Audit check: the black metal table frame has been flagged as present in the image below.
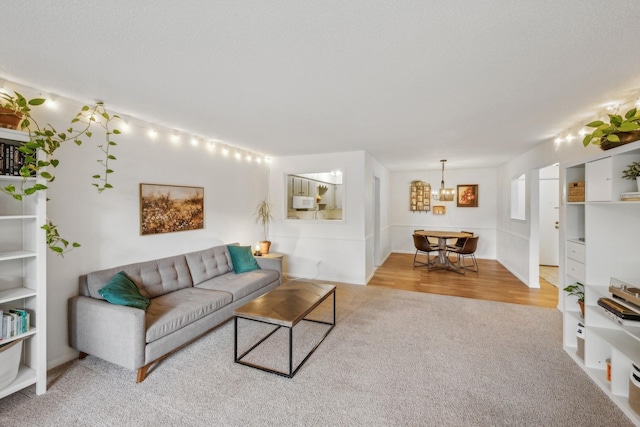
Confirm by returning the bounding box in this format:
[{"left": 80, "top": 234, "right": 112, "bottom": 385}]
[{"left": 234, "top": 290, "right": 335, "bottom": 378}]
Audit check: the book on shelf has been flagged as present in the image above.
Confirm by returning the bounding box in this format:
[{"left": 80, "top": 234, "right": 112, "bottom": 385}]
[
  {"left": 621, "top": 192, "right": 640, "bottom": 200},
  {"left": 0, "top": 308, "right": 31, "bottom": 340},
  {"left": 0, "top": 141, "right": 28, "bottom": 177}
]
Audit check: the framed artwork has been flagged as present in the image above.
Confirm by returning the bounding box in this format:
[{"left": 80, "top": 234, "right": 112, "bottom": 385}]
[
  {"left": 433, "top": 205, "right": 446, "bottom": 215},
  {"left": 140, "top": 183, "right": 204, "bottom": 235},
  {"left": 457, "top": 184, "right": 478, "bottom": 207}
]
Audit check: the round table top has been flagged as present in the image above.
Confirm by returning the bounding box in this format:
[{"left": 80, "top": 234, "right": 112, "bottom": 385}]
[{"left": 415, "top": 230, "right": 472, "bottom": 239}]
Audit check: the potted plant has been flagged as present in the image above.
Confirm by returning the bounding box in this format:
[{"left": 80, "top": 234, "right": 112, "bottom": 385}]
[
  {"left": 563, "top": 282, "right": 585, "bottom": 317},
  {"left": 622, "top": 161, "right": 640, "bottom": 192},
  {"left": 0, "top": 90, "right": 121, "bottom": 255},
  {"left": 254, "top": 199, "right": 273, "bottom": 254},
  {"left": 0, "top": 92, "right": 45, "bottom": 130},
  {"left": 583, "top": 107, "right": 640, "bottom": 150}
]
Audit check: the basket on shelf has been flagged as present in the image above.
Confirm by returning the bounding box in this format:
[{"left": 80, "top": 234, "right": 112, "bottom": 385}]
[
  {"left": 0, "top": 338, "right": 24, "bottom": 390},
  {"left": 567, "top": 181, "right": 585, "bottom": 202}
]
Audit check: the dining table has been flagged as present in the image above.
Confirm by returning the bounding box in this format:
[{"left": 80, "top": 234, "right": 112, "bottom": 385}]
[{"left": 415, "top": 230, "right": 473, "bottom": 272}]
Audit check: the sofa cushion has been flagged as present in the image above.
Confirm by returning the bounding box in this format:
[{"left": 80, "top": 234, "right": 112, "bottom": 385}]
[
  {"left": 184, "top": 245, "right": 234, "bottom": 285},
  {"left": 227, "top": 245, "right": 261, "bottom": 273},
  {"left": 98, "top": 271, "right": 151, "bottom": 310},
  {"left": 145, "top": 288, "right": 232, "bottom": 343},
  {"left": 195, "top": 270, "right": 279, "bottom": 301},
  {"left": 86, "top": 254, "right": 193, "bottom": 300}
]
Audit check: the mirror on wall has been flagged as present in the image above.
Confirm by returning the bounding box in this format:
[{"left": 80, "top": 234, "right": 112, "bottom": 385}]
[{"left": 286, "top": 171, "right": 343, "bottom": 220}]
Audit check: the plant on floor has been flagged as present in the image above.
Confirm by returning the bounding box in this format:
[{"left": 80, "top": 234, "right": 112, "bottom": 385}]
[
  {"left": 563, "top": 282, "right": 585, "bottom": 316},
  {"left": 582, "top": 107, "right": 640, "bottom": 149},
  {"left": 0, "top": 91, "right": 121, "bottom": 255}
]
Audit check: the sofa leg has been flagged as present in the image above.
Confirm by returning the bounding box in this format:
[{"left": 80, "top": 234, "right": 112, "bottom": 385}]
[
  {"left": 137, "top": 364, "right": 150, "bottom": 383},
  {"left": 78, "top": 352, "right": 88, "bottom": 359}
]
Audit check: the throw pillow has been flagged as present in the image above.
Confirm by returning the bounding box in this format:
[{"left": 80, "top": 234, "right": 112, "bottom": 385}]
[
  {"left": 98, "top": 271, "right": 151, "bottom": 310},
  {"left": 227, "top": 245, "right": 261, "bottom": 274}
]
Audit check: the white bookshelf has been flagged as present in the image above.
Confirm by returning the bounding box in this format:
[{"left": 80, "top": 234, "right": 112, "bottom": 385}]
[
  {"left": 0, "top": 127, "right": 47, "bottom": 398},
  {"left": 560, "top": 139, "right": 640, "bottom": 424}
]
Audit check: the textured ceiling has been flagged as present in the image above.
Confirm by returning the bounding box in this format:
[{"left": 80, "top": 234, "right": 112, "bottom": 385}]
[{"left": 2, "top": 1, "right": 640, "bottom": 171}]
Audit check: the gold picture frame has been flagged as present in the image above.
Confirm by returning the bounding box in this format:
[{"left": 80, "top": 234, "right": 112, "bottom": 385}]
[
  {"left": 140, "top": 183, "right": 204, "bottom": 235},
  {"left": 457, "top": 184, "right": 478, "bottom": 207}
]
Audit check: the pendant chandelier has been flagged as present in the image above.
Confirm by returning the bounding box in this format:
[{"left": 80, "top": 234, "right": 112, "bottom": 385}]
[{"left": 434, "top": 159, "right": 455, "bottom": 201}]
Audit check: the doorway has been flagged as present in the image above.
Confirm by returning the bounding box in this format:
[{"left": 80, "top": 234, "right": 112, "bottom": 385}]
[
  {"left": 538, "top": 163, "right": 559, "bottom": 287},
  {"left": 373, "top": 176, "right": 381, "bottom": 266}
]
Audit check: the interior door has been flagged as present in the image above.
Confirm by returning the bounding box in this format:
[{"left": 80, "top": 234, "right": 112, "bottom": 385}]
[{"left": 539, "top": 178, "right": 559, "bottom": 266}]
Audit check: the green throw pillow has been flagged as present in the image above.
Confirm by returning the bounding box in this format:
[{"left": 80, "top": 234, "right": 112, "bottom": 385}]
[
  {"left": 98, "top": 271, "right": 151, "bottom": 310},
  {"left": 228, "top": 245, "right": 261, "bottom": 274}
]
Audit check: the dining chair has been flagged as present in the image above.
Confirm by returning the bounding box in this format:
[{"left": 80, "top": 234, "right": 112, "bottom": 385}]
[
  {"left": 412, "top": 234, "right": 438, "bottom": 269},
  {"left": 448, "top": 235, "right": 479, "bottom": 273},
  {"left": 447, "top": 231, "right": 473, "bottom": 250}
]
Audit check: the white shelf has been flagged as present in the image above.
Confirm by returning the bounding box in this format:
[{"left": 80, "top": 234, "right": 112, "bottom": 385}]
[
  {"left": 0, "top": 128, "right": 46, "bottom": 397},
  {"left": 0, "top": 250, "right": 37, "bottom": 261},
  {"left": 0, "top": 215, "right": 37, "bottom": 220},
  {"left": 0, "top": 328, "right": 37, "bottom": 345},
  {"left": 561, "top": 140, "right": 640, "bottom": 426},
  {"left": 0, "top": 287, "right": 37, "bottom": 304},
  {"left": 0, "top": 365, "right": 36, "bottom": 400},
  {"left": 590, "top": 326, "right": 640, "bottom": 362}
]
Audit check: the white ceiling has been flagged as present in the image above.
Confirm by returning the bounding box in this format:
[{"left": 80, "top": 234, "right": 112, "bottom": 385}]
[{"left": 2, "top": 1, "right": 640, "bottom": 171}]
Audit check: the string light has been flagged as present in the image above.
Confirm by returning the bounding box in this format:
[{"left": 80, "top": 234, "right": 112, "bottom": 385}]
[{"left": 0, "top": 79, "right": 271, "bottom": 167}]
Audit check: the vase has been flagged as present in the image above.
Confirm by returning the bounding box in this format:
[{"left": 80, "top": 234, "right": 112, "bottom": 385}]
[
  {"left": 259, "top": 241, "right": 271, "bottom": 255},
  {"left": 637, "top": 177, "right": 640, "bottom": 192},
  {"left": 600, "top": 130, "right": 640, "bottom": 150},
  {"left": 578, "top": 301, "right": 585, "bottom": 318},
  {"left": 0, "top": 107, "right": 22, "bottom": 130}
]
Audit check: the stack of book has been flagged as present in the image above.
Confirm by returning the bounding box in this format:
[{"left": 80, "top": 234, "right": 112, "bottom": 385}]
[
  {"left": 621, "top": 192, "right": 640, "bottom": 201},
  {"left": 0, "top": 142, "right": 26, "bottom": 176},
  {"left": 0, "top": 308, "right": 31, "bottom": 340}
]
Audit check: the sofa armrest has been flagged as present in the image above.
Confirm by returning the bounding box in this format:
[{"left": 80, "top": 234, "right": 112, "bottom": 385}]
[
  {"left": 68, "top": 295, "right": 147, "bottom": 370},
  {"left": 255, "top": 257, "right": 282, "bottom": 284}
]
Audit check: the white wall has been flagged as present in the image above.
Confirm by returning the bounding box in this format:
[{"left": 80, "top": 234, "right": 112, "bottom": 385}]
[
  {"left": 270, "top": 151, "right": 370, "bottom": 284},
  {"left": 6, "top": 84, "right": 270, "bottom": 369},
  {"left": 365, "top": 153, "right": 392, "bottom": 282},
  {"left": 496, "top": 135, "right": 603, "bottom": 287},
  {"left": 390, "top": 167, "right": 498, "bottom": 259}
]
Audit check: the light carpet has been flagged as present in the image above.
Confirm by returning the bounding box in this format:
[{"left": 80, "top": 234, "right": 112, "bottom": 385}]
[{"left": 0, "top": 283, "right": 633, "bottom": 426}]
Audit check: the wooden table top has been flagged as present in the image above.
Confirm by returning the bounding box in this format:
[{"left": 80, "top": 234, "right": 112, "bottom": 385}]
[
  {"left": 233, "top": 280, "right": 335, "bottom": 327},
  {"left": 415, "top": 230, "right": 472, "bottom": 239}
]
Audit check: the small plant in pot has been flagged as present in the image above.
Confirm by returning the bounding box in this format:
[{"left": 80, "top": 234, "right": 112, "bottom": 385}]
[
  {"left": 0, "top": 92, "right": 45, "bottom": 130},
  {"left": 622, "top": 161, "right": 640, "bottom": 192},
  {"left": 563, "top": 282, "right": 585, "bottom": 317},
  {"left": 254, "top": 199, "right": 273, "bottom": 254},
  {"left": 583, "top": 107, "right": 640, "bottom": 150}
]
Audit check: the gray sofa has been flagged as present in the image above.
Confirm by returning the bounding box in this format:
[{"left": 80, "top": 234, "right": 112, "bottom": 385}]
[{"left": 68, "top": 243, "right": 281, "bottom": 382}]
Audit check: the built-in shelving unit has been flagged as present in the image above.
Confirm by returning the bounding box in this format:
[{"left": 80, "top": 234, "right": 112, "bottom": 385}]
[
  {"left": 0, "top": 127, "right": 47, "bottom": 399},
  {"left": 560, "top": 139, "right": 640, "bottom": 423}
]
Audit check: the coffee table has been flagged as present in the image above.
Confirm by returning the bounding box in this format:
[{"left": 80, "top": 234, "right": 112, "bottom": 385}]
[{"left": 233, "top": 280, "right": 336, "bottom": 378}]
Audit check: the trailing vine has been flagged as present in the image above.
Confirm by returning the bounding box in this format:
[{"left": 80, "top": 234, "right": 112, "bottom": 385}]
[{"left": 0, "top": 91, "right": 121, "bottom": 255}]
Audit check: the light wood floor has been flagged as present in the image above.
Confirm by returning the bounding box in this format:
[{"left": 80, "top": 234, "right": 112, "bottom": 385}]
[{"left": 368, "top": 253, "right": 559, "bottom": 309}]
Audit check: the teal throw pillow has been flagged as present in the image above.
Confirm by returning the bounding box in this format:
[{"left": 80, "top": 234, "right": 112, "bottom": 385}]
[
  {"left": 98, "top": 271, "right": 151, "bottom": 311},
  {"left": 228, "top": 245, "right": 261, "bottom": 274}
]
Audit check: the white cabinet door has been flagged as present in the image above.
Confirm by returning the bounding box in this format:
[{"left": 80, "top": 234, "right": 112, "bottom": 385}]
[{"left": 586, "top": 157, "right": 612, "bottom": 201}]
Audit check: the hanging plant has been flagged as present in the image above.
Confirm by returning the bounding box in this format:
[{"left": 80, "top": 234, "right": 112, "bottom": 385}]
[{"left": 0, "top": 91, "right": 121, "bottom": 255}]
